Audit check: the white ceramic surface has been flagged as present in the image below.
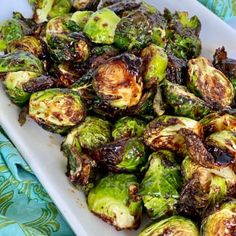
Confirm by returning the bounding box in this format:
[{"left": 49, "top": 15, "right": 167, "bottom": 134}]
[{"left": 1, "top": 1, "right": 236, "bottom": 235}]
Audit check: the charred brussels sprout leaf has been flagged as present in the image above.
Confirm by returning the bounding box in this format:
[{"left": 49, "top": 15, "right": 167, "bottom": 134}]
[
  {"left": 141, "top": 44, "right": 168, "bottom": 86},
  {"left": 205, "top": 130, "right": 236, "bottom": 166},
  {"left": 92, "top": 53, "right": 143, "bottom": 109},
  {"left": 144, "top": 115, "right": 203, "bottom": 152},
  {"left": 48, "top": 0, "right": 72, "bottom": 18},
  {"left": 7, "top": 36, "right": 46, "bottom": 59},
  {"left": 188, "top": 56, "right": 234, "bottom": 109},
  {"left": 0, "top": 51, "right": 44, "bottom": 74},
  {"left": 162, "top": 80, "right": 212, "bottom": 120},
  {"left": 87, "top": 173, "right": 142, "bottom": 230},
  {"left": 83, "top": 8, "right": 120, "bottom": 44},
  {"left": 61, "top": 128, "right": 97, "bottom": 192},
  {"left": 200, "top": 113, "right": 236, "bottom": 135},
  {"left": 33, "top": 0, "right": 55, "bottom": 23},
  {"left": 72, "top": 0, "right": 100, "bottom": 11},
  {"left": 47, "top": 32, "right": 90, "bottom": 62},
  {"left": 139, "top": 216, "right": 199, "bottom": 236},
  {"left": 112, "top": 116, "right": 146, "bottom": 140},
  {"left": 202, "top": 200, "right": 236, "bottom": 236},
  {"left": 29, "top": 88, "right": 86, "bottom": 134},
  {"left": 92, "top": 137, "right": 147, "bottom": 173},
  {"left": 3, "top": 71, "right": 40, "bottom": 106},
  {"left": 64, "top": 116, "right": 111, "bottom": 151},
  {"left": 139, "top": 151, "right": 182, "bottom": 220},
  {"left": 71, "top": 11, "right": 93, "bottom": 30}
]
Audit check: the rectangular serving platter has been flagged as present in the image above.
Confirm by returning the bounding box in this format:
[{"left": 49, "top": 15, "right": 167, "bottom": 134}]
[{"left": 1, "top": 0, "right": 236, "bottom": 235}]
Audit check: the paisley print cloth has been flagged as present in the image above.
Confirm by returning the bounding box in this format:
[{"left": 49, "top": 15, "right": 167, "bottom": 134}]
[{"left": 0, "top": 130, "right": 74, "bottom": 236}]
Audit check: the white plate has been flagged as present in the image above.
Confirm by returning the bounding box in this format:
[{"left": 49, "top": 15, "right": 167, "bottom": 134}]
[{"left": 1, "top": 1, "right": 236, "bottom": 235}]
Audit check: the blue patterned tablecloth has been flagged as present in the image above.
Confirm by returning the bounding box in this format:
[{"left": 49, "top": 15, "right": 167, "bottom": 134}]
[{"left": 0, "top": 1, "right": 235, "bottom": 235}]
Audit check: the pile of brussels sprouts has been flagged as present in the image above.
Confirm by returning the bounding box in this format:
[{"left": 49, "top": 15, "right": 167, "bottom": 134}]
[{"left": 1, "top": 0, "right": 236, "bottom": 235}]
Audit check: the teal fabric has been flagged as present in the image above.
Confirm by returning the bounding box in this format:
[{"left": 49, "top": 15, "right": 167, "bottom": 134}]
[
  {"left": 198, "top": 0, "right": 236, "bottom": 20},
  {"left": 0, "top": 130, "right": 74, "bottom": 236}
]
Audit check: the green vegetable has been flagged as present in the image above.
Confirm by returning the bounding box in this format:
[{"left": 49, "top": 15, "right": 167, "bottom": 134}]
[
  {"left": 71, "top": 11, "right": 93, "bottom": 29},
  {"left": 92, "top": 137, "right": 147, "bottom": 172},
  {"left": 33, "top": 0, "right": 55, "bottom": 23},
  {"left": 72, "top": 0, "right": 100, "bottom": 11},
  {"left": 83, "top": 8, "right": 120, "bottom": 44},
  {"left": 48, "top": 0, "right": 72, "bottom": 18},
  {"left": 188, "top": 56, "right": 234, "bottom": 109},
  {"left": 87, "top": 173, "right": 142, "bottom": 230},
  {"left": 144, "top": 115, "right": 203, "bottom": 152},
  {"left": 0, "top": 51, "right": 44, "bottom": 74},
  {"left": 3, "top": 71, "right": 40, "bottom": 106},
  {"left": 163, "top": 80, "right": 212, "bottom": 120},
  {"left": 139, "top": 216, "right": 199, "bottom": 236},
  {"left": 112, "top": 116, "right": 146, "bottom": 140},
  {"left": 29, "top": 88, "right": 86, "bottom": 134},
  {"left": 141, "top": 44, "right": 168, "bottom": 86},
  {"left": 139, "top": 151, "right": 182, "bottom": 220}
]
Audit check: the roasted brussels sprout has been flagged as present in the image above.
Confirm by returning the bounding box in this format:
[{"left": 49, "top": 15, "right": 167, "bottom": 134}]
[
  {"left": 7, "top": 36, "right": 46, "bottom": 59},
  {"left": 200, "top": 113, "right": 236, "bottom": 135},
  {"left": 201, "top": 200, "right": 236, "bottom": 236},
  {"left": 92, "top": 137, "right": 147, "bottom": 173},
  {"left": 139, "top": 216, "right": 199, "bottom": 236},
  {"left": 112, "top": 116, "right": 146, "bottom": 140},
  {"left": 71, "top": 11, "right": 93, "bottom": 30},
  {"left": 47, "top": 32, "right": 90, "bottom": 62},
  {"left": 87, "top": 173, "right": 142, "bottom": 230},
  {"left": 61, "top": 128, "right": 97, "bottom": 192},
  {"left": 144, "top": 115, "right": 203, "bottom": 152},
  {"left": 205, "top": 130, "right": 236, "bottom": 166},
  {"left": 162, "top": 80, "right": 212, "bottom": 120},
  {"left": 63, "top": 116, "right": 111, "bottom": 151},
  {"left": 213, "top": 47, "right": 236, "bottom": 80},
  {"left": 92, "top": 53, "right": 143, "bottom": 109},
  {"left": 48, "top": 0, "right": 72, "bottom": 18},
  {"left": 114, "top": 6, "right": 164, "bottom": 50},
  {"left": 72, "top": 0, "right": 100, "bottom": 11},
  {"left": 83, "top": 8, "right": 120, "bottom": 44},
  {"left": 188, "top": 56, "right": 234, "bottom": 109},
  {"left": 139, "top": 151, "right": 182, "bottom": 220},
  {"left": 29, "top": 88, "right": 86, "bottom": 134},
  {"left": 166, "top": 54, "right": 187, "bottom": 85},
  {"left": 3, "top": 71, "right": 40, "bottom": 106},
  {"left": 141, "top": 44, "right": 168, "bottom": 86},
  {"left": 0, "top": 51, "right": 44, "bottom": 74}
]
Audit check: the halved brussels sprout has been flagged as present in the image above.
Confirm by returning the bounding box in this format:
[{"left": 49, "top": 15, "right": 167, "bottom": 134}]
[
  {"left": 0, "top": 51, "right": 44, "bottom": 74},
  {"left": 178, "top": 156, "right": 231, "bottom": 218},
  {"left": 33, "top": 0, "right": 55, "bottom": 23},
  {"left": 188, "top": 56, "right": 234, "bottom": 109},
  {"left": 200, "top": 113, "right": 236, "bottom": 135},
  {"left": 47, "top": 32, "right": 90, "bottom": 62},
  {"left": 48, "top": 0, "right": 72, "bottom": 18},
  {"left": 29, "top": 88, "right": 86, "bottom": 134},
  {"left": 71, "top": 11, "right": 93, "bottom": 30},
  {"left": 162, "top": 80, "right": 212, "bottom": 120},
  {"left": 166, "top": 54, "right": 187, "bottom": 85},
  {"left": 139, "top": 150, "right": 182, "bottom": 220},
  {"left": 83, "top": 8, "right": 120, "bottom": 44},
  {"left": 205, "top": 130, "right": 236, "bottom": 166},
  {"left": 139, "top": 216, "right": 199, "bottom": 236},
  {"left": 61, "top": 128, "right": 97, "bottom": 192},
  {"left": 3, "top": 71, "right": 40, "bottom": 106},
  {"left": 63, "top": 116, "right": 111, "bottom": 151},
  {"left": 201, "top": 200, "right": 236, "bottom": 236},
  {"left": 87, "top": 173, "right": 142, "bottom": 230},
  {"left": 72, "top": 0, "right": 100, "bottom": 11},
  {"left": 112, "top": 116, "right": 146, "bottom": 140},
  {"left": 144, "top": 115, "right": 203, "bottom": 152},
  {"left": 141, "top": 44, "right": 168, "bottom": 86},
  {"left": 92, "top": 53, "right": 143, "bottom": 109},
  {"left": 114, "top": 5, "right": 163, "bottom": 50},
  {"left": 7, "top": 36, "right": 46, "bottom": 59},
  {"left": 92, "top": 137, "right": 147, "bottom": 173}
]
